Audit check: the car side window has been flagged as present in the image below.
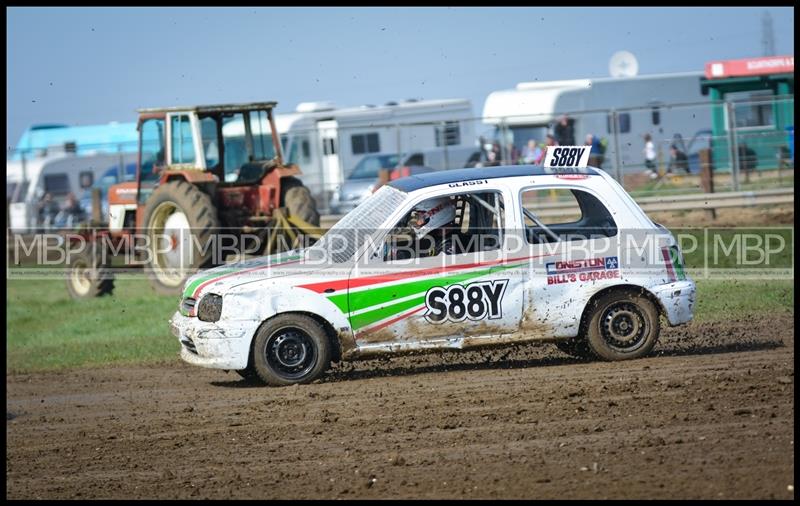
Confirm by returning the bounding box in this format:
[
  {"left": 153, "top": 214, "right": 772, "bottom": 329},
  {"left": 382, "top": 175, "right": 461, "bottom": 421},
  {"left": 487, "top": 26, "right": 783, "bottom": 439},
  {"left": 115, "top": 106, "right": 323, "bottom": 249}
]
[
  {"left": 521, "top": 188, "right": 617, "bottom": 244},
  {"left": 383, "top": 191, "right": 505, "bottom": 262}
]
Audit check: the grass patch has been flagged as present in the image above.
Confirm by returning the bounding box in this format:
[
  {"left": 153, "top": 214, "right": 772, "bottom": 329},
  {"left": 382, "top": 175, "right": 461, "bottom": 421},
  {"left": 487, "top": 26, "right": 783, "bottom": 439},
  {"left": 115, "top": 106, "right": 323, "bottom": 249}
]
[
  {"left": 693, "top": 279, "right": 794, "bottom": 322},
  {"left": 672, "top": 227, "right": 794, "bottom": 271},
  {"left": 629, "top": 172, "right": 794, "bottom": 198},
  {"left": 6, "top": 278, "right": 178, "bottom": 373},
  {"left": 6, "top": 276, "right": 794, "bottom": 373}
]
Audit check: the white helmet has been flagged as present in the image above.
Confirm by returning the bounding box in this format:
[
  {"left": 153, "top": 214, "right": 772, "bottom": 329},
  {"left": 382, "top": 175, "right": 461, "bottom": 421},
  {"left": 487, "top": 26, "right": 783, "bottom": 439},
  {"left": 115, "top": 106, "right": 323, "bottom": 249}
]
[{"left": 409, "top": 197, "right": 456, "bottom": 239}]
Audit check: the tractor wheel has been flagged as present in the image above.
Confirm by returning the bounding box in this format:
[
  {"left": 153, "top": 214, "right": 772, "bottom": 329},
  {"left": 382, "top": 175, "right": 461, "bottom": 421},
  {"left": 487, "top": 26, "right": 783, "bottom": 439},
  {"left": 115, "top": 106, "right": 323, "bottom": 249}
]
[
  {"left": 66, "top": 243, "right": 114, "bottom": 299},
  {"left": 142, "top": 180, "right": 220, "bottom": 296},
  {"left": 280, "top": 176, "right": 320, "bottom": 227}
]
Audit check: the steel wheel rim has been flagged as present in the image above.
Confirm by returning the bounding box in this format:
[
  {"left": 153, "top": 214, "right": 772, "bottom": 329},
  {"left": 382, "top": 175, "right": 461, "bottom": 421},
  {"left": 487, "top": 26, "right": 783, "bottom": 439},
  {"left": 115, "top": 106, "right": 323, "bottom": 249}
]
[
  {"left": 599, "top": 302, "right": 648, "bottom": 352},
  {"left": 148, "top": 202, "right": 191, "bottom": 287},
  {"left": 265, "top": 326, "right": 317, "bottom": 380}
]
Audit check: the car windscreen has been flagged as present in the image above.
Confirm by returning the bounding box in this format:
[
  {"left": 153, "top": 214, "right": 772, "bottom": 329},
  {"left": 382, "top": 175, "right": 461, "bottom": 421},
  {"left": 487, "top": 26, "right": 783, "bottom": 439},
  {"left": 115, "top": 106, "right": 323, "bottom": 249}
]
[{"left": 307, "top": 184, "right": 407, "bottom": 264}]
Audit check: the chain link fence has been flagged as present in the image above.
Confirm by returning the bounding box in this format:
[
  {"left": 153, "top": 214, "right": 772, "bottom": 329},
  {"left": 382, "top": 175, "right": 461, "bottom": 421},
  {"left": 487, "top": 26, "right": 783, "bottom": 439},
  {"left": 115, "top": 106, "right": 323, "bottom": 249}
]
[{"left": 7, "top": 96, "right": 794, "bottom": 221}]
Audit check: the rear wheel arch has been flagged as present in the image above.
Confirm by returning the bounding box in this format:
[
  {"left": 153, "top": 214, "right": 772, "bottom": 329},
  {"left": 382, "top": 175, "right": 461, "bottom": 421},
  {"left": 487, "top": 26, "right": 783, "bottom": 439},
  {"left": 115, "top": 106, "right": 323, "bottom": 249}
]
[
  {"left": 578, "top": 284, "right": 663, "bottom": 361},
  {"left": 579, "top": 284, "right": 666, "bottom": 332}
]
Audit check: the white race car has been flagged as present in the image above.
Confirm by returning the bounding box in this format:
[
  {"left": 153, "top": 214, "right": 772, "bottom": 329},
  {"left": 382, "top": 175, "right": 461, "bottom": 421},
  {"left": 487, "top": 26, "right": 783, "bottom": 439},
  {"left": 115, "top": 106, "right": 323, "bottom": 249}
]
[{"left": 170, "top": 159, "right": 695, "bottom": 386}]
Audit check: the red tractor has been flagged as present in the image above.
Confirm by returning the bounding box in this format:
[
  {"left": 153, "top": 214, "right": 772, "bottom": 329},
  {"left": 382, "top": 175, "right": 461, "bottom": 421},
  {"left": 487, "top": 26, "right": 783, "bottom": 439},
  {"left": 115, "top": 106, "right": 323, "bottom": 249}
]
[{"left": 65, "top": 102, "right": 321, "bottom": 299}]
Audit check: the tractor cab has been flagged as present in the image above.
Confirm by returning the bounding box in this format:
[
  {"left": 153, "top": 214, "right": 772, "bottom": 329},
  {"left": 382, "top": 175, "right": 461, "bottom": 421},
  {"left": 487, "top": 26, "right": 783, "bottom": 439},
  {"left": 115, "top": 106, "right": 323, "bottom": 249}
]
[{"left": 135, "top": 102, "right": 300, "bottom": 202}]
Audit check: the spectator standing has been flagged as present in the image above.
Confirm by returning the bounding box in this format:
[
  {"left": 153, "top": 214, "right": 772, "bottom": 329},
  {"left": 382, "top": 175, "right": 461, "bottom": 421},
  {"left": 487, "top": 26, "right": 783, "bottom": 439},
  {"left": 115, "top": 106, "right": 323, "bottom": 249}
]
[
  {"left": 521, "top": 139, "right": 544, "bottom": 164},
  {"left": 554, "top": 115, "right": 575, "bottom": 146},
  {"left": 37, "top": 192, "right": 59, "bottom": 231},
  {"left": 586, "top": 134, "right": 605, "bottom": 169},
  {"left": 486, "top": 141, "right": 502, "bottom": 166},
  {"left": 667, "top": 144, "right": 690, "bottom": 174},
  {"left": 505, "top": 142, "right": 520, "bottom": 165},
  {"left": 643, "top": 133, "right": 657, "bottom": 176},
  {"left": 55, "top": 192, "right": 86, "bottom": 229},
  {"left": 542, "top": 134, "right": 558, "bottom": 163}
]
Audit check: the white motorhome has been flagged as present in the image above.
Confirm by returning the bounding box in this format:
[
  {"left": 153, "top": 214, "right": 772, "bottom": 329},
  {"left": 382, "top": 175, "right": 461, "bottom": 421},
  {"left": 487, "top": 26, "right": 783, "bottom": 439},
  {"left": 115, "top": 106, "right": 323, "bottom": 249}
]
[
  {"left": 482, "top": 72, "right": 712, "bottom": 173},
  {"left": 258, "top": 99, "right": 478, "bottom": 209},
  {"left": 7, "top": 151, "right": 137, "bottom": 232}
]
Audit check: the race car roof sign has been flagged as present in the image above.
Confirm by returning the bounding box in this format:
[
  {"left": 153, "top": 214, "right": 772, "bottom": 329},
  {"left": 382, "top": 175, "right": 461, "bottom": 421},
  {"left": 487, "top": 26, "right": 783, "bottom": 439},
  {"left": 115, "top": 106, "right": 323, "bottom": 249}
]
[
  {"left": 543, "top": 145, "right": 591, "bottom": 170},
  {"left": 704, "top": 55, "right": 794, "bottom": 79}
]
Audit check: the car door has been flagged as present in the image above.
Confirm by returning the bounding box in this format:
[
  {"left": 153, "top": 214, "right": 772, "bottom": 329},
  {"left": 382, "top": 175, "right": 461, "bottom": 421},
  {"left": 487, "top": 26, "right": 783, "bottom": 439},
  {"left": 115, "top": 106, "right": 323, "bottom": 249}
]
[
  {"left": 347, "top": 186, "right": 524, "bottom": 350},
  {"left": 517, "top": 185, "right": 620, "bottom": 339}
]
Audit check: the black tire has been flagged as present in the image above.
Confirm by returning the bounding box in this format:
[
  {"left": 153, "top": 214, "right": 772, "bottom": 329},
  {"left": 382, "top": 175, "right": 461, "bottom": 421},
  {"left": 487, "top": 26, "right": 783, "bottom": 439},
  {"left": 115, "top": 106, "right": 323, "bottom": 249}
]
[
  {"left": 280, "top": 177, "right": 320, "bottom": 227},
  {"left": 252, "top": 314, "right": 331, "bottom": 386},
  {"left": 65, "top": 243, "right": 114, "bottom": 299},
  {"left": 141, "top": 180, "right": 221, "bottom": 296},
  {"left": 555, "top": 339, "right": 593, "bottom": 360},
  {"left": 584, "top": 289, "right": 661, "bottom": 361}
]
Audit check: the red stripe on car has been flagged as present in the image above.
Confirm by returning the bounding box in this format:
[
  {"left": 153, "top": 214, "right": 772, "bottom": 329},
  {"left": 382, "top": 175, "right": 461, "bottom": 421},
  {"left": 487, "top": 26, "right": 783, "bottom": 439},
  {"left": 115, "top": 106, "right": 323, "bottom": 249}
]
[
  {"left": 661, "top": 247, "right": 676, "bottom": 282},
  {"left": 192, "top": 259, "right": 302, "bottom": 299}
]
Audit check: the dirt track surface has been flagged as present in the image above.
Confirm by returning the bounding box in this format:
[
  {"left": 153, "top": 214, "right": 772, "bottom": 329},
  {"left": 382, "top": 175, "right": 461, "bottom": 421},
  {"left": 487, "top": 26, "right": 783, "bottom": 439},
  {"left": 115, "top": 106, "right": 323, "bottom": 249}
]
[{"left": 6, "top": 314, "right": 795, "bottom": 499}]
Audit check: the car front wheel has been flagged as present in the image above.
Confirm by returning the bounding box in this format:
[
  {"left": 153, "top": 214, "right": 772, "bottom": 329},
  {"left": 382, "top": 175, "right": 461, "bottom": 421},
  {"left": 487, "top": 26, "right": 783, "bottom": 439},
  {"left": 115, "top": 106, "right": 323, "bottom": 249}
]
[{"left": 252, "top": 314, "right": 331, "bottom": 386}]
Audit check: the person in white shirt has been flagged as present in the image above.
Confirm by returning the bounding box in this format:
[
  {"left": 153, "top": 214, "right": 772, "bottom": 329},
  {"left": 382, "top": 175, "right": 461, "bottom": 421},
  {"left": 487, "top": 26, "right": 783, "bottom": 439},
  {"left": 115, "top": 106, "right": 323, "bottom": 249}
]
[{"left": 643, "top": 133, "right": 657, "bottom": 178}]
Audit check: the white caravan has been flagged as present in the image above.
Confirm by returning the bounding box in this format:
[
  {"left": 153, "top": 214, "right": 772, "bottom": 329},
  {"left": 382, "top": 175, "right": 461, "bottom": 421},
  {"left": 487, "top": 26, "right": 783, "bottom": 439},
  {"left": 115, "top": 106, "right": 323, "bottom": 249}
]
[
  {"left": 252, "top": 99, "right": 478, "bottom": 209},
  {"left": 7, "top": 152, "right": 137, "bottom": 232},
  {"left": 482, "top": 72, "right": 712, "bottom": 173}
]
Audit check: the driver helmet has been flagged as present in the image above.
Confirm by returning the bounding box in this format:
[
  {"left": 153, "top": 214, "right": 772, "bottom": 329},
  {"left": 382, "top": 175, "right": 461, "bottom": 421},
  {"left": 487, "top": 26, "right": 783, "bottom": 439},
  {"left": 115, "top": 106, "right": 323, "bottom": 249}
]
[{"left": 409, "top": 197, "right": 456, "bottom": 239}]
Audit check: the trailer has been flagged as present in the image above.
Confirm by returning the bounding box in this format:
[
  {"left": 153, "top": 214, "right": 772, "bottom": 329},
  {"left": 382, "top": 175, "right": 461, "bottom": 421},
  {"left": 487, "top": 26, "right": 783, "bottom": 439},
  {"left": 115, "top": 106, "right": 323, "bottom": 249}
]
[{"left": 482, "top": 72, "right": 713, "bottom": 173}]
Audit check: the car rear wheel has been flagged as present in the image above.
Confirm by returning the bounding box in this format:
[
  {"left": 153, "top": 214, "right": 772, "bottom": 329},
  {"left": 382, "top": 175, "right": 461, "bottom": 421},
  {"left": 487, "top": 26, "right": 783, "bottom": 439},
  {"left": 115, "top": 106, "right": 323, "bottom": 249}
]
[
  {"left": 584, "top": 289, "right": 660, "bottom": 361},
  {"left": 252, "top": 314, "right": 331, "bottom": 386}
]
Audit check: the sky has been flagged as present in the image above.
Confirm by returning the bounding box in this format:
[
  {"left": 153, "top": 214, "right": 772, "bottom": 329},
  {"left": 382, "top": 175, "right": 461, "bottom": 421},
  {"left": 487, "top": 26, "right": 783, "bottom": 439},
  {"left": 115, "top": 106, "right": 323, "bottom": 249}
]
[{"left": 6, "top": 6, "right": 795, "bottom": 151}]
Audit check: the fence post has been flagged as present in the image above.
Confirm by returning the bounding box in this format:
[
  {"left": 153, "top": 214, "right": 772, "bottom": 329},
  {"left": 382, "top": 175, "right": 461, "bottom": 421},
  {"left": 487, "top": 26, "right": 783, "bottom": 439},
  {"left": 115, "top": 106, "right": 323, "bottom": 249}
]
[
  {"left": 499, "top": 120, "right": 508, "bottom": 164},
  {"left": 442, "top": 120, "right": 450, "bottom": 170},
  {"left": 91, "top": 187, "right": 102, "bottom": 225},
  {"left": 18, "top": 150, "right": 28, "bottom": 201},
  {"left": 699, "top": 148, "right": 716, "bottom": 220},
  {"left": 396, "top": 123, "right": 402, "bottom": 167},
  {"left": 117, "top": 143, "right": 124, "bottom": 182},
  {"left": 611, "top": 110, "right": 623, "bottom": 185},
  {"left": 726, "top": 101, "right": 740, "bottom": 191},
  {"left": 319, "top": 128, "right": 328, "bottom": 214}
]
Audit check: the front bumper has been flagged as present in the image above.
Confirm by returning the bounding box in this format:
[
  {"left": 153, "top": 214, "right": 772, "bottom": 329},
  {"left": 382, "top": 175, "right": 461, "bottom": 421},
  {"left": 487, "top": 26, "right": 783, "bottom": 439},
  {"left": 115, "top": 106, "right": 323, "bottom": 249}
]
[
  {"left": 169, "top": 311, "right": 259, "bottom": 370},
  {"left": 651, "top": 279, "right": 696, "bottom": 326}
]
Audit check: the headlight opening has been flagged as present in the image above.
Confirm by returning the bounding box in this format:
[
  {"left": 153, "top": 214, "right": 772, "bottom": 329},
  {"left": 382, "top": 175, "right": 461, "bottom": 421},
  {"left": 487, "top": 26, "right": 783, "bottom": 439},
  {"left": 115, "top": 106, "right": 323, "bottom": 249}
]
[{"left": 197, "top": 293, "right": 223, "bottom": 322}]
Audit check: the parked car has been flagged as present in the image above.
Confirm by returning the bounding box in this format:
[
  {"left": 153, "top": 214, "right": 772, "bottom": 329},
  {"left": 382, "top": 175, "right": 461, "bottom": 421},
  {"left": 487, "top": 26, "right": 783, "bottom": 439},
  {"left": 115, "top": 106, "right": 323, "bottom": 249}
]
[
  {"left": 329, "top": 149, "right": 482, "bottom": 214},
  {"left": 171, "top": 164, "right": 695, "bottom": 386},
  {"left": 329, "top": 153, "right": 403, "bottom": 215}
]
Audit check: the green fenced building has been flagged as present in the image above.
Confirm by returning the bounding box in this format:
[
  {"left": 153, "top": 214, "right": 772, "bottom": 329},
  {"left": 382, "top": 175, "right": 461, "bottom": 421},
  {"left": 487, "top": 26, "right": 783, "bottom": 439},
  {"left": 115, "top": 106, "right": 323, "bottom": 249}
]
[{"left": 700, "top": 55, "right": 794, "bottom": 172}]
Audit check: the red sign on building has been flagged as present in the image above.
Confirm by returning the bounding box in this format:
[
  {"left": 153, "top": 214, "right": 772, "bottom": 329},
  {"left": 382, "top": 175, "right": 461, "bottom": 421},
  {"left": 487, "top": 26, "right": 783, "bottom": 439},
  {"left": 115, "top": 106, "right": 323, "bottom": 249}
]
[{"left": 705, "top": 55, "right": 794, "bottom": 79}]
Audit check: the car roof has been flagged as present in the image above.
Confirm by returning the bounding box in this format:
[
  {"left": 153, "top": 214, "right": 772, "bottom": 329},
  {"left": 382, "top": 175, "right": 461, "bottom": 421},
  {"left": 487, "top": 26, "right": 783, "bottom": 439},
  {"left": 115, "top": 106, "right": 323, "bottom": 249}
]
[{"left": 387, "top": 164, "right": 602, "bottom": 192}]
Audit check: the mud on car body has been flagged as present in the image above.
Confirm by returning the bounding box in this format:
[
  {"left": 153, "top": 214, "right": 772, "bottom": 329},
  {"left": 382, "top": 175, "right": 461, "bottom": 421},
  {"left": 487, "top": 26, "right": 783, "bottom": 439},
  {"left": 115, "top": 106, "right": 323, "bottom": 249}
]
[{"left": 170, "top": 161, "right": 695, "bottom": 386}]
